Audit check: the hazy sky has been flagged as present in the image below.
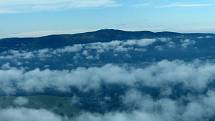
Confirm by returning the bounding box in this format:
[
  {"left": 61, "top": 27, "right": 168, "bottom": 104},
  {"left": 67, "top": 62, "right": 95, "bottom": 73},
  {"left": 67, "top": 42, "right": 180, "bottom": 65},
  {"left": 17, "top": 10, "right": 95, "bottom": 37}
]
[{"left": 0, "top": 0, "right": 215, "bottom": 38}]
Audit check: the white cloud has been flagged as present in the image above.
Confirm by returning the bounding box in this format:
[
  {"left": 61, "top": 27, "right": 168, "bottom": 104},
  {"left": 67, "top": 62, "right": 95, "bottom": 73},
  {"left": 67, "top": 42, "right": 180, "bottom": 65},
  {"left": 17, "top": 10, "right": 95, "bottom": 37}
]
[
  {"left": 0, "top": 39, "right": 156, "bottom": 60},
  {"left": 0, "top": 8, "right": 15, "bottom": 14},
  {"left": 2, "top": 84, "right": 215, "bottom": 121},
  {"left": 74, "top": 111, "right": 162, "bottom": 121},
  {"left": 2, "top": 90, "right": 215, "bottom": 121},
  {"left": 13, "top": 97, "right": 29, "bottom": 106},
  {"left": 131, "top": 3, "right": 151, "bottom": 7},
  {"left": 0, "top": 0, "right": 118, "bottom": 13},
  {"left": 1, "top": 60, "right": 215, "bottom": 94},
  {"left": 159, "top": 3, "right": 214, "bottom": 8},
  {"left": 0, "top": 108, "right": 62, "bottom": 121},
  {"left": 121, "top": 89, "right": 215, "bottom": 121},
  {"left": 124, "top": 39, "right": 156, "bottom": 46},
  {"left": 180, "top": 39, "right": 195, "bottom": 48}
]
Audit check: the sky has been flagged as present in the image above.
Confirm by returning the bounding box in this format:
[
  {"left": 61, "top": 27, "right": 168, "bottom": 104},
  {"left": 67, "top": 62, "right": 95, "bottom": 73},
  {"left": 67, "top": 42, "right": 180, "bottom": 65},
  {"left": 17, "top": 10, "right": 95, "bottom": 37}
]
[{"left": 0, "top": 0, "right": 215, "bottom": 38}]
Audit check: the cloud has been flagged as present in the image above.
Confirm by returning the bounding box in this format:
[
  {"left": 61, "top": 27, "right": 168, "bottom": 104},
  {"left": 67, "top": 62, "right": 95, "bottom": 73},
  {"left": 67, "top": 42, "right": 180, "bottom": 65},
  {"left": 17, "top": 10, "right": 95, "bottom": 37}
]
[
  {"left": 2, "top": 89, "right": 215, "bottom": 121},
  {"left": 1, "top": 60, "right": 215, "bottom": 121},
  {"left": 0, "top": 107, "right": 163, "bottom": 121},
  {"left": 159, "top": 3, "right": 214, "bottom": 8},
  {"left": 1, "top": 60, "right": 215, "bottom": 94},
  {"left": 0, "top": 8, "right": 15, "bottom": 14},
  {"left": 74, "top": 111, "right": 162, "bottom": 121},
  {"left": 72, "top": 89, "right": 215, "bottom": 121},
  {"left": 0, "top": 0, "right": 118, "bottom": 13},
  {"left": 13, "top": 97, "right": 29, "bottom": 106},
  {"left": 0, "top": 39, "right": 156, "bottom": 60},
  {"left": 131, "top": 3, "right": 151, "bottom": 7},
  {"left": 0, "top": 37, "right": 200, "bottom": 63},
  {"left": 0, "top": 108, "right": 62, "bottom": 121}
]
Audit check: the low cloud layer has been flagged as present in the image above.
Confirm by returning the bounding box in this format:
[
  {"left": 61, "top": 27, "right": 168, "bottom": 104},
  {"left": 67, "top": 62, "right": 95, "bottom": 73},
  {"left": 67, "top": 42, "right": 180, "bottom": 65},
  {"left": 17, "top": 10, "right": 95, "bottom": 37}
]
[
  {"left": 0, "top": 37, "right": 197, "bottom": 61},
  {"left": 0, "top": 37, "right": 215, "bottom": 120},
  {"left": 1, "top": 60, "right": 215, "bottom": 120},
  {"left": 2, "top": 89, "right": 215, "bottom": 121},
  {"left": 0, "top": 60, "right": 215, "bottom": 94},
  {"left": 74, "top": 90, "right": 215, "bottom": 121},
  {"left": 0, "top": 39, "right": 156, "bottom": 60}
]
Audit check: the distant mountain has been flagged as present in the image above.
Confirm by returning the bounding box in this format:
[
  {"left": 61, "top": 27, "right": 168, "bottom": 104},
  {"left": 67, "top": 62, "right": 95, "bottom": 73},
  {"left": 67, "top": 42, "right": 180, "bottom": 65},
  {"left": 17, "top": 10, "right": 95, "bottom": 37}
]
[{"left": 0, "top": 29, "right": 214, "bottom": 50}]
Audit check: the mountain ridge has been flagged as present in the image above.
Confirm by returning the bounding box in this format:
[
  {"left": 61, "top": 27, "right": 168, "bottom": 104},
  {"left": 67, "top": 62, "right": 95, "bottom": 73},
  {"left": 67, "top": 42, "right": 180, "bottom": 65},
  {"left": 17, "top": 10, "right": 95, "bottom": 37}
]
[
  {"left": 1, "top": 29, "right": 214, "bottom": 40},
  {"left": 0, "top": 29, "right": 214, "bottom": 50}
]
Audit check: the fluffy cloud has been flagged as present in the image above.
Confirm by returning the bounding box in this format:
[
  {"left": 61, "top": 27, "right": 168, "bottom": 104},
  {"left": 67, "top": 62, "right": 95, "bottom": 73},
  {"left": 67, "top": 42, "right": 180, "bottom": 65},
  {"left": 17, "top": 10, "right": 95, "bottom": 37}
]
[
  {"left": 2, "top": 90, "right": 215, "bottom": 121},
  {"left": 2, "top": 83, "right": 215, "bottom": 121},
  {"left": 13, "top": 97, "right": 29, "bottom": 106},
  {"left": 119, "top": 89, "right": 215, "bottom": 121},
  {"left": 0, "top": 108, "right": 62, "bottom": 121},
  {"left": 0, "top": 39, "right": 156, "bottom": 60},
  {"left": 180, "top": 39, "right": 195, "bottom": 48},
  {"left": 1, "top": 60, "right": 215, "bottom": 94},
  {"left": 18, "top": 89, "right": 215, "bottom": 121},
  {"left": 0, "top": 37, "right": 198, "bottom": 61}
]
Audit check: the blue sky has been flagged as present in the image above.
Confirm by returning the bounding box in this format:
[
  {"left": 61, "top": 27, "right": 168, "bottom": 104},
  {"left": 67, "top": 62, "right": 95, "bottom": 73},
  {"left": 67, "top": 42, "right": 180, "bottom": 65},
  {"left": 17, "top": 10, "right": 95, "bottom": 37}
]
[{"left": 0, "top": 0, "right": 215, "bottom": 38}]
